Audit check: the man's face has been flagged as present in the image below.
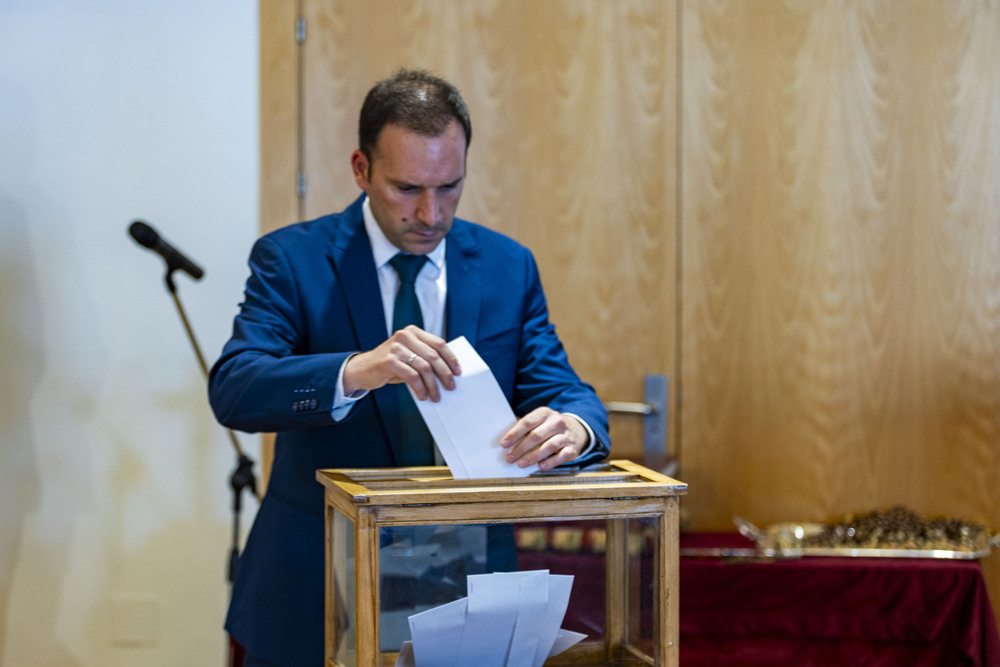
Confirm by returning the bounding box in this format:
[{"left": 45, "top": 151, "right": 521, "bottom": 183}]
[{"left": 351, "top": 120, "right": 467, "bottom": 256}]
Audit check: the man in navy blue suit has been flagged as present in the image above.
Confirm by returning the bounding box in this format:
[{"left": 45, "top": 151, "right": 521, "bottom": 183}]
[{"left": 209, "top": 69, "right": 610, "bottom": 667}]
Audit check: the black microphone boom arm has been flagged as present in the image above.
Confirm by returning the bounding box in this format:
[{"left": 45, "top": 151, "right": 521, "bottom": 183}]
[{"left": 129, "top": 220, "right": 205, "bottom": 290}]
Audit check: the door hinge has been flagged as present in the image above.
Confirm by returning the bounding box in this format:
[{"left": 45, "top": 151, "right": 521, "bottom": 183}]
[
  {"left": 297, "top": 171, "right": 307, "bottom": 198},
  {"left": 296, "top": 16, "right": 306, "bottom": 44}
]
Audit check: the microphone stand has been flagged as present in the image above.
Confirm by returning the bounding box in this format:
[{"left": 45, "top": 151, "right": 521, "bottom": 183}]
[{"left": 162, "top": 268, "right": 259, "bottom": 587}]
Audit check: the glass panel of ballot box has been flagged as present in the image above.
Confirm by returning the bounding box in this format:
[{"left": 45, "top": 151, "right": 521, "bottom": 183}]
[{"left": 317, "top": 460, "right": 686, "bottom": 667}]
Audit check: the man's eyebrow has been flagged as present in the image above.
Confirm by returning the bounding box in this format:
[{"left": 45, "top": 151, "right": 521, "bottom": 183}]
[{"left": 388, "top": 175, "right": 465, "bottom": 189}]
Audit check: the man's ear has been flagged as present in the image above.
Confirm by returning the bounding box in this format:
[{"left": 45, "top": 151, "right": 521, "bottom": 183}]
[{"left": 350, "top": 149, "right": 370, "bottom": 191}]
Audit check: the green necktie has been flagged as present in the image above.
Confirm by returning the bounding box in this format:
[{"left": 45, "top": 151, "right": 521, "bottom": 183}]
[{"left": 388, "top": 254, "right": 434, "bottom": 465}]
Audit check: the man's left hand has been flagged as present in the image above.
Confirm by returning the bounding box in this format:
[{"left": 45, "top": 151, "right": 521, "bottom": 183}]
[{"left": 500, "top": 407, "right": 588, "bottom": 471}]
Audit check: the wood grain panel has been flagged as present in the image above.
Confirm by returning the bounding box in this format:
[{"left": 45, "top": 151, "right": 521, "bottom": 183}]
[
  {"left": 680, "top": 0, "right": 1000, "bottom": 551},
  {"left": 301, "top": 0, "right": 679, "bottom": 462},
  {"left": 259, "top": 0, "right": 304, "bottom": 487},
  {"left": 260, "top": 0, "right": 301, "bottom": 233}
]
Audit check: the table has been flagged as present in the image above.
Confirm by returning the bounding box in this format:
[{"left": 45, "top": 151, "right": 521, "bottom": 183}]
[
  {"left": 679, "top": 533, "right": 1000, "bottom": 666},
  {"left": 517, "top": 532, "right": 1000, "bottom": 665}
]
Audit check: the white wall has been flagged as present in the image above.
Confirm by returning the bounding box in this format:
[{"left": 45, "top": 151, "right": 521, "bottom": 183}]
[{"left": 0, "top": 1, "right": 259, "bottom": 664}]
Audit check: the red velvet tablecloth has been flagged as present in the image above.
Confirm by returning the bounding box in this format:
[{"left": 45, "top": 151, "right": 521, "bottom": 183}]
[
  {"left": 679, "top": 533, "right": 1000, "bottom": 666},
  {"left": 519, "top": 531, "right": 1000, "bottom": 666}
]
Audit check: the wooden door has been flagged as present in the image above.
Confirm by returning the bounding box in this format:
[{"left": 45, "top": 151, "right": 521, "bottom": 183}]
[{"left": 262, "top": 0, "right": 680, "bottom": 466}]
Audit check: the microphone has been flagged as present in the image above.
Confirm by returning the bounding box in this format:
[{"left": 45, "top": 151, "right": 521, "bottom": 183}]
[{"left": 129, "top": 220, "right": 204, "bottom": 280}]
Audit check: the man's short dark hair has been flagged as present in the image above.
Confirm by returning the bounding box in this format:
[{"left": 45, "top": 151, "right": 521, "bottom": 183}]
[{"left": 358, "top": 68, "right": 472, "bottom": 160}]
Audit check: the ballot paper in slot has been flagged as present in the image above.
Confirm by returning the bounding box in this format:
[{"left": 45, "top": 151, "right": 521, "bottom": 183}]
[
  {"left": 397, "top": 570, "right": 586, "bottom": 667},
  {"left": 410, "top": 336, "right": 539, "bottom": 479}
]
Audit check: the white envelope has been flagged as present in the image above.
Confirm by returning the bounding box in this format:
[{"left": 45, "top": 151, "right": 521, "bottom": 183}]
[
  {"left": 406, "top": 571, "right": 585, "bottom": 667},
  {"left": 470, "top": 570, "right": 549, "bottom": 666},
  {"left": 410, "top": 336, "right": 538, "bottom": 479},
  {"left": 407, "top": 597, "right": 468, "bottom": 667},
  {"left": 393, "top": 641, "right": 416, "bottom": 667},
  {"left": 457, "top": 574, "right": 520, "bottom": 667},
  {"left": 531, "top": 574, "right": 575, "bottom": 667}
]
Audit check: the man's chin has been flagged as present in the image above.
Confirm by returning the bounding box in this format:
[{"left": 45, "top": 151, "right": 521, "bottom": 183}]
[{"left": 402, "top": 235, "right": 444, "bottom": 255}]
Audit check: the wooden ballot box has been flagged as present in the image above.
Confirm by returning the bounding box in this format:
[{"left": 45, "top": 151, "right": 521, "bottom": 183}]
[{"left": 316, "top": 460, "right": 687, "bottom": 667}]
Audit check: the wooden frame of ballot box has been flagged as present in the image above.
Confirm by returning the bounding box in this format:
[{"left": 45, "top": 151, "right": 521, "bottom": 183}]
[{"left": 316, "top": 460, "right": 687, "bottom": 667}]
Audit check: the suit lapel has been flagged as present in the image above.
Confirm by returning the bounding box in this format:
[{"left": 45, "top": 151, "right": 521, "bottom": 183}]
[
  {"left": 326, "top": 197, "right": 404, "bottom": 464},
  {"left": 444, "top": 220, "right": 482, "bottom": 346},
  {"left": 327, "top": 197, "right": 387, "bottom": 352}
]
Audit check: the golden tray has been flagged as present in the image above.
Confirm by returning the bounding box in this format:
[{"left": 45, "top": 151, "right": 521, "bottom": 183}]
[{"left": 730, "top": 508, "right": 999, "bottom": 561}]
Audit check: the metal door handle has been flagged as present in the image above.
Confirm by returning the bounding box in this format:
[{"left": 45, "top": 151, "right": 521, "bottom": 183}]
[
  {"left": 605, "top": 401, "right": 658, "bottom": 416},
  {"left": 603, "top": 374, "right": 672, "bottom": 474}
]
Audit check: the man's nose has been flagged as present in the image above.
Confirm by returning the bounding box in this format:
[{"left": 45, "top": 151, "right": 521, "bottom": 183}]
[{"left": 415, "top": 191, "right": 440, "bottom": 225}]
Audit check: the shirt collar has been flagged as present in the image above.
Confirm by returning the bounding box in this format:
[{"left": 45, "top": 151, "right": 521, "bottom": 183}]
[{"left": 362, "top": 196, "right": 445, "bottom": 272}]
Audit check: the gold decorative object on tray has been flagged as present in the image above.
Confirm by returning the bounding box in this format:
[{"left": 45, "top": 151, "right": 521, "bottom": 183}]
[{"left": 734, "top": 505, "right": 1000, "bottom": 560}]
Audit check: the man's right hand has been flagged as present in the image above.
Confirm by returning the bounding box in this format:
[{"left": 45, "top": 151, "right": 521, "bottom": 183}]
[{"left": 342, "top": 325, "right": 462, "bottom": 401}]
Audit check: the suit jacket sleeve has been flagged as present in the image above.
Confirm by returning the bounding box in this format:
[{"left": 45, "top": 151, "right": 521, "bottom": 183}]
[
  {"left": 208, "top": 233, "right": 350, "bottom": 433},
  {"left": 468, "top": 238, "right": 610, "bottom": 467},
  {"left": 516, "top": 251, "right": 610, "bottom": 467}
]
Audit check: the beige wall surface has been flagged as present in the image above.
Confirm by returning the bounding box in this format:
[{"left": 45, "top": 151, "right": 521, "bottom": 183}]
[
  {"left": 263, "top": 0, "right": 1000, "bottom": 632},
  {"left": 0, "top": 1, "right": 259, "bottom": 665}
]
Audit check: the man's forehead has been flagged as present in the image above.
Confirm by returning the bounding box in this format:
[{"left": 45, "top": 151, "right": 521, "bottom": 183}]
[
  {"left": 373, "top": 121, "right": 466, "bottom": 152},
  {"left": 369, "top": 124, "right": 467, "bottom": 181}
]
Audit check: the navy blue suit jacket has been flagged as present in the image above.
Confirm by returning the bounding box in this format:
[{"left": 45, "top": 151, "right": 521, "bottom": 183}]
[{"left": 208, "top": 194, "right": 610, "bottom": 666}]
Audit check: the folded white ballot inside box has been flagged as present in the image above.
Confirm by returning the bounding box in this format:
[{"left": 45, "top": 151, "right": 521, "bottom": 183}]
[
  {"left": 410, "top": 336, "right": 539, "bottom": 479},
  {"left": 395, "top": 570, "right": 586, "bottom": 667}
]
